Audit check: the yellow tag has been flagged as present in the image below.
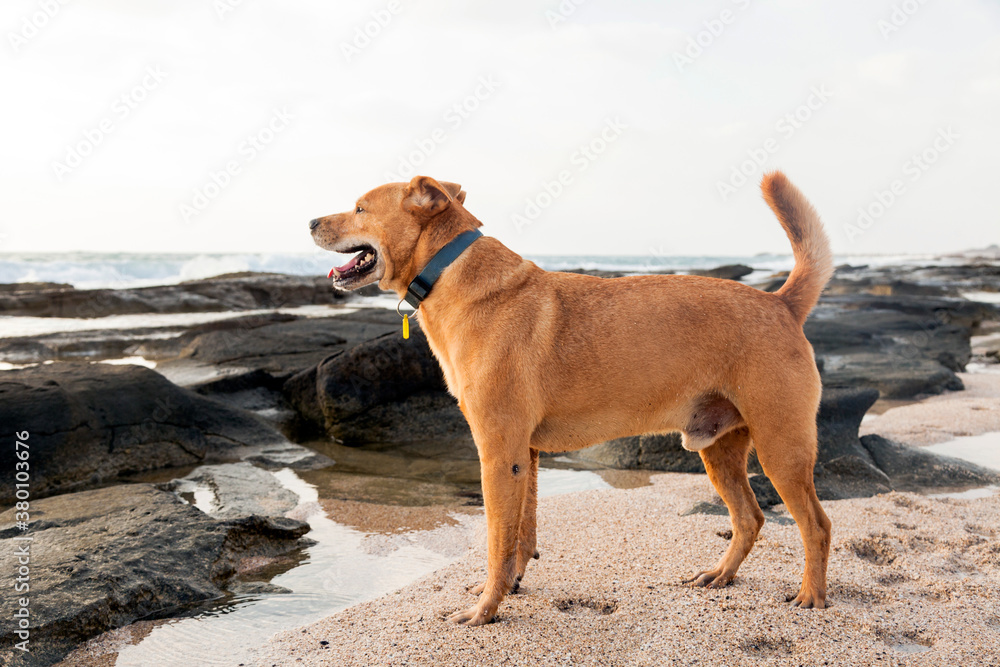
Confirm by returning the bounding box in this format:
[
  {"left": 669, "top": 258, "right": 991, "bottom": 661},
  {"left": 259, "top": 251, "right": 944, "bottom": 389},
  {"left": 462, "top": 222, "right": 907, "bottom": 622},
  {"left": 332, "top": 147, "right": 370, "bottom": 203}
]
[{"left": 402, "top": 314, "right": 409, "bottom": 339}]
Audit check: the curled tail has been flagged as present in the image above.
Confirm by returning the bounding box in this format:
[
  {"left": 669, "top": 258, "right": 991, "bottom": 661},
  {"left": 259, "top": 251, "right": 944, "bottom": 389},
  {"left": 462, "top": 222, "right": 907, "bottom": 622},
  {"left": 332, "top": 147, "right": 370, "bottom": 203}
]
[{"left": 760, "top": 171, "right": 833, "bottom": 326}]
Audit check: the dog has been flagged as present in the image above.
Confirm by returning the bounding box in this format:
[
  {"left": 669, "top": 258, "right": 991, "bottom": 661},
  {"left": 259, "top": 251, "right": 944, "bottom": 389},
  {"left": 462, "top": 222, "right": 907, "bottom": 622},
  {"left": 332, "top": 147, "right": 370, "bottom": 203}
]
[{"left": 309, "top": 171, "right": 832, "bottom": 626}]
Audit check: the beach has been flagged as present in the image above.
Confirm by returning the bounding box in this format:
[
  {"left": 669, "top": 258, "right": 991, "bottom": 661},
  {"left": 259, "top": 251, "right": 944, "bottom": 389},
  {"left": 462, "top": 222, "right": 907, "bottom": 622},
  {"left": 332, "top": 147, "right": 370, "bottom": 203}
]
[
  {"left": 247, "top": 366, "right": 1000, "bottom": 666},
  {"left": 2, "top": 254, "right": 998, "bottom": 666},
  {"left": 254, "top": 475, "right": 1000, "bottom": 666}
]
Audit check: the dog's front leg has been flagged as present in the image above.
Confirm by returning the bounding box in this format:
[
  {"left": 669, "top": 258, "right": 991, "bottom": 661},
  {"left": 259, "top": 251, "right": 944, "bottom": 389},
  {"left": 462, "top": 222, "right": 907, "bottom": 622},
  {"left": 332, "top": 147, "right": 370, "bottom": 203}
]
[{"left": 448, "top": 454, "right": 528, "bottom": 626}]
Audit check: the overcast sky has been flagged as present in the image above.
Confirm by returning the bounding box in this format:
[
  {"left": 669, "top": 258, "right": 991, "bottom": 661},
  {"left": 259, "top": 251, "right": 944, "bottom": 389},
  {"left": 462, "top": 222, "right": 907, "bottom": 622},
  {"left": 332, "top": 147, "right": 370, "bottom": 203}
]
[{"left": 1, "top": 0, "right": 997, "bottom": 257}]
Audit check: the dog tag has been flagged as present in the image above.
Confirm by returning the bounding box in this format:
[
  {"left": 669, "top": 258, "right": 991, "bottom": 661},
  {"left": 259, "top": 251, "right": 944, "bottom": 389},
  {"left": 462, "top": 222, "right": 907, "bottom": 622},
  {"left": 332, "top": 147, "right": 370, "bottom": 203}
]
[{"left": 402, "top": 314, "right": 409, "bottom": 339}]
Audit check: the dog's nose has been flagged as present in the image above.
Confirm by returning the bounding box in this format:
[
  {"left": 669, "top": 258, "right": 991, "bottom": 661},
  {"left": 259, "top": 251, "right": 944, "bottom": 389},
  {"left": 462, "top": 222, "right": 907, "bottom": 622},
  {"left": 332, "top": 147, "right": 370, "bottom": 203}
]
[{"left": 309, "top": 218, "right": 321, "bottom": 231}]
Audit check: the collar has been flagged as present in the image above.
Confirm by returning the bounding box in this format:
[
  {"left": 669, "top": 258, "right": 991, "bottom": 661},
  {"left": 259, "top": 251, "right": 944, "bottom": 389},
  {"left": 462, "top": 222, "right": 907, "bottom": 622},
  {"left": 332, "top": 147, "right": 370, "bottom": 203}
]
[{"left": 404, "top": 229, "right": 483, "bottom": 309}]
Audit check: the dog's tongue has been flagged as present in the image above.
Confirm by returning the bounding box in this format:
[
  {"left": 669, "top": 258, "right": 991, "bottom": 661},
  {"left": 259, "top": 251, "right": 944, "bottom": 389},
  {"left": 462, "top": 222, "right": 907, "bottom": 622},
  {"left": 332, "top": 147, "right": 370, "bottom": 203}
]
[{"left": 328, "top": 255, "right": 360, "bottom": 279}]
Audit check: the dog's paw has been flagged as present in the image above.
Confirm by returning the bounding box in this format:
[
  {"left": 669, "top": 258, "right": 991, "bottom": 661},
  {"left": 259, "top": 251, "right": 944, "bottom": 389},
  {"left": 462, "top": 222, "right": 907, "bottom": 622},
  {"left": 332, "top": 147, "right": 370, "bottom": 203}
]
[
  {"left": 447, "top": 604, "right": 495, "bottom": 626},
  {"left": 468, "top": 578, "right": 520, "bottom": 596},
  {"left": 684, "top": 568, "right": 735, "bottom": 589},
  {"left": 786, "top": 588, "right": 827, "bottom": 609}
]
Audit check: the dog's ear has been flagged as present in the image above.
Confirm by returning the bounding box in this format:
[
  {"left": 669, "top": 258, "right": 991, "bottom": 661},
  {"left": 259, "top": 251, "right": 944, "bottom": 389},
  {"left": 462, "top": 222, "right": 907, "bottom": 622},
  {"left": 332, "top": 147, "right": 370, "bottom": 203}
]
[
  {"left": 403, "top": 176, "right": 459, "bottom": 217},
  {"left": 439, "top": 181, "right": 466, "bottom": 205}
]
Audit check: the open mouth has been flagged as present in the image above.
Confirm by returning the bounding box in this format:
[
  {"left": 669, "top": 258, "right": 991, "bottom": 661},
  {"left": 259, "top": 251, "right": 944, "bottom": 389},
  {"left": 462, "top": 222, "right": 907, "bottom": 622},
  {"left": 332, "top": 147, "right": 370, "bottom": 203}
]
[{"left": 328, "top": 244, "right": 378, "bottom": 284}]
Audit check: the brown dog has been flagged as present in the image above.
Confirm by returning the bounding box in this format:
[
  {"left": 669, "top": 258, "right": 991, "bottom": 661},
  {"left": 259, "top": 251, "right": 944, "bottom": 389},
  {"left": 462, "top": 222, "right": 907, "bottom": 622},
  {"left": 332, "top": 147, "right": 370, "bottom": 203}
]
[{"left": 309, "top": 171, "right": 833, "bottom": 626}]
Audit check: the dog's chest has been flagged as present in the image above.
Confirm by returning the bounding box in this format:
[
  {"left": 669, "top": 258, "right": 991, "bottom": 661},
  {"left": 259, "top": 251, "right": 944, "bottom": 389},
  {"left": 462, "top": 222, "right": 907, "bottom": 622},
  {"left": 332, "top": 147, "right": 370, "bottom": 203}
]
[{"left": 421, "top": 325, "right": 463, "bottom": 400}]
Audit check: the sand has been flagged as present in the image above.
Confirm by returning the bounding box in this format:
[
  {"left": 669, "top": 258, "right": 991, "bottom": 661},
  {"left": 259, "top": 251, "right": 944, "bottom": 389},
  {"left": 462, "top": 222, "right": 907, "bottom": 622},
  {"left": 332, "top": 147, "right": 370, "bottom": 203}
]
[
  {"left": 250, "top": 372, "right": 1000, "bottom": 666},
  {"left": 861, "top": 372, "right": 1000, "bottom": 446},
  {"left": 253, "top": 473, "right": 1000, "bottom": 666}
]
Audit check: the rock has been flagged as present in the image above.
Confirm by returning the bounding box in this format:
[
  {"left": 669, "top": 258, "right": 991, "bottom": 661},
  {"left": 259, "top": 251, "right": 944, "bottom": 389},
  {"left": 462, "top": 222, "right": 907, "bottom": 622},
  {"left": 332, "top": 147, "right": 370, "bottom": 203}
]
[
  {"left": 688, "top": 264, "right": 754, "bottom": 281},
  {"left": 165, "top": 462, "right": 300, "bottom": 520},
  {"left": 571, "top": 433, "right": 704, "bottom": 473},
  {"left": 328, "top": 391, "right": 472, "bottom": 445},
  {"left": 814, "top": 455, "right": 893, "bottom": 500},
  {"left": 154, "top": 311, "right": 402, "bottom": 382},
  {"left": 824, "top": 262, "right": 1000, "bottom": 295},
  {"left": 0, "top": 484, "right": 310, "bottom": 667},
  {"left": 753, "top": 277, "right": 787, "bottom": 293},
  {"left": 747, "top": 474, "right": 782, "bottom": 509},
  {"left": 0, "top": 282, "right": 74, "bottom": 293},
  {"left": 859, "top": 434, "right": 1000, "bottom": 491},
  {"left": 0, "top": 327, "right": 193, "bottom": 365},
  {"left": 283, "top": 328, "right": 465, "bottom": 445},
  {"left": 816, "top": 386, "right": 880, "bottom": 462},
  {"left": 574, "top": 386, "right": 878, "bottom": 478},
  {"left": 0, "top": 363, "right": 296, "bottom": 504},
  {"left": 0, "top": 272, "right": 346, "bottom": 318},
  {"left": 818, "top": 294, "right": 998, "bottom": 331},
  {"left": 817, "top": 354, "right": 964, "bottom": 399},
  {"left": 806, "top": 299, "right": 976, "bottom": 398},
  {"left": 176, "top": 316, "right": 347, "bottom": 369}
]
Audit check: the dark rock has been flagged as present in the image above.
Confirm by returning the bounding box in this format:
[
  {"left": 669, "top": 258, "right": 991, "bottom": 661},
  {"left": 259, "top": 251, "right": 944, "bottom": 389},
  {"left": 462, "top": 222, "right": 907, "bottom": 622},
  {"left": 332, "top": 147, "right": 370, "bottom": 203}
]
[
  {"left": 0, "top": 484, "right": 310, "bottom": 667},
  {"left": 155, "top": 311, "right": 401, "bottom": 380},
  {"left": 816, "top": 386, "right": 880, "bottom": 463},
  {"left": 283, "top": 328, "right": 462, "bottom": 445},
  {"left": 806, "top": 299, "right": 976, "bottom": 398},
  {"left": 0, "top": 363, "right": 294, "bottom": 504},
  {"left": 0, "top": 327, "right": 190, "bottom": 364},
  {"left": 0, "top": 282, "right": 74, "bottom": 293},
  {"left": 688, "top": 264, "right": 754, "bottom": 281},
  {"left": 571, "top": 433, "right": 703, "bottom": 473},
  {"left": 574, "top": 386, "right": 879, "bottom": 476},
  {"left": 0, "top": 272, "right": 346, "bottom": 318},
  {"left": 824, "top": 261, "right": 1000, "bottom": 295},
  {"left": 817, "top": 354, "right": 964, "bottom": 399},
  {"left": 754, "top": 277, "right": 787, "bottom": 293},
  {"left": 860, "top": 434, "right": 1000, "bottom": 491},
  {"left": 165, "top": 462, "right": 300, "bottom": 520},
  {"left": 330, "top": 391, "right": 471, "bottom": 445},
  {"left": 173, "top": 317, "right": 348, "bottom": 376},
  {"left": 818, "top": 294, "right": 998, "bottom": 330},
  {"left": 824, "top": 278, "right": 953, "bottom": 297},
  {"left": 747, "top": 474, "right": 782, "bottom": 510},
  {"left": 814, "top": 455, "right": 893, "bottom": 500}
]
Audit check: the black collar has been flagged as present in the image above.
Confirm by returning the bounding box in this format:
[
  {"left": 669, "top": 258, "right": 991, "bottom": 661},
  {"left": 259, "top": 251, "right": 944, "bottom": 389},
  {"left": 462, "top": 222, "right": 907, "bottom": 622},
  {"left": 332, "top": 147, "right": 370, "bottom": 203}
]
[{"left": 404, "top": 229, "right": 483, "bottom": 309}]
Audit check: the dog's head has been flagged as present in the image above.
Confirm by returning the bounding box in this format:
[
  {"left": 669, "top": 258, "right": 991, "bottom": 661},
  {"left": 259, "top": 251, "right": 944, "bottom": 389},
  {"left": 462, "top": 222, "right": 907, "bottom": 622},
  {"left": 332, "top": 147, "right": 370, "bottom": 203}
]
[{"left": 310, "top": 175, "right": 476, "bottom": 294}]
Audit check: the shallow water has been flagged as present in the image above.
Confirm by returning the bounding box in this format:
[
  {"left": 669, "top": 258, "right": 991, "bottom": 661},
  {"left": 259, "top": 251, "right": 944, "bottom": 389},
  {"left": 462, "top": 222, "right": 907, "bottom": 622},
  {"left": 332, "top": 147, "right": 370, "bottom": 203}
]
[
  {"left": 923, "top": 431, "right": 1000, "bottom": 499},
  {"left": 925, "top": 431, "right": 1000, "bottom": 471},
  {"left": 115, "top": 467, "right": 465, "bottom": 666},
  {"left": 111, "top": 455, "right": 637, "bottom": 666}
]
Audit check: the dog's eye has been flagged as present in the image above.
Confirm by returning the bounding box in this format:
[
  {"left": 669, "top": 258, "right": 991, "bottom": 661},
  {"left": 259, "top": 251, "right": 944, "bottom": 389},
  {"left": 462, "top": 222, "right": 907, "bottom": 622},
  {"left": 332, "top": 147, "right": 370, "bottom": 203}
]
[{"left": 355, "top": 206, "right": 364, "bottom": 214}]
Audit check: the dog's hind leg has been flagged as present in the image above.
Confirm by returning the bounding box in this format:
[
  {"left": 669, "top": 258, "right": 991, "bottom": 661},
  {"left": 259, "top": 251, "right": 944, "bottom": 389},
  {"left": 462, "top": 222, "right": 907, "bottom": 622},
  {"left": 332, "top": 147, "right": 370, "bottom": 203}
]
[
  {"left": 752, "top": 421, "right": 831, "bottom": 609},
  {"left": 515, "top": 448, "right": 541, "bottom": 581},
  {"left": 685, "top": 428, "right": 765, "bottom": 588}
]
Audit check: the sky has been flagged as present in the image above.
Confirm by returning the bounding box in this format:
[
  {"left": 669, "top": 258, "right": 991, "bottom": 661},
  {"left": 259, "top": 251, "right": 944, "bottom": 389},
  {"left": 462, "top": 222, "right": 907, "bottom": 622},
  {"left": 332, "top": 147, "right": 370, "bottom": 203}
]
[{"left": 0, "top": 0, "right": 998, "bottom": 258}]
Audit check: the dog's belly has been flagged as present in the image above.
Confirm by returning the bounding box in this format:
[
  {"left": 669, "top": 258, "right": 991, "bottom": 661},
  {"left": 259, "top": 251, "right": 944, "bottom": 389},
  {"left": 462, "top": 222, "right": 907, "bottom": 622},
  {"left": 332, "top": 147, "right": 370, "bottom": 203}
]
[
  {"left": 529, "top": 401, "right": 688, "bottom": 453},
  {"left": 529, "top": 391, "right": 744, "bottom": 454}
]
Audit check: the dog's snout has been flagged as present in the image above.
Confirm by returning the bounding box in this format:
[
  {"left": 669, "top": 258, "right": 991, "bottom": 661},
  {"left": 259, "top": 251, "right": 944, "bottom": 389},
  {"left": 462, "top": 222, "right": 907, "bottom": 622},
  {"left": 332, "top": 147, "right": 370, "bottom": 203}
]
[{"left": 309, "top": 218, "right": 321, "bottom": 231}]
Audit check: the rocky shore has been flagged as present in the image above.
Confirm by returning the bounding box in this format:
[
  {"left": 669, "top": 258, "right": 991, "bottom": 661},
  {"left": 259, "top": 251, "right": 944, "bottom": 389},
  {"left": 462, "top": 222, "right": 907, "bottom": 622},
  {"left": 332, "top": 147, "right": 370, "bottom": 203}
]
[{"left": 1, "top": 257, "right": 998, "bottom": 664}]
